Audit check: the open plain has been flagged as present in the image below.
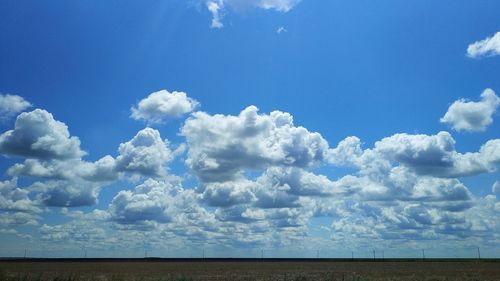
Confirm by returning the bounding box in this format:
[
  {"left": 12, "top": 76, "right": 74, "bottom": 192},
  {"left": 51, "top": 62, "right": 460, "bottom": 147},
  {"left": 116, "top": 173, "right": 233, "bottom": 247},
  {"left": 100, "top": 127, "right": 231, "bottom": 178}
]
[{"left": 1, "top": 259, "right": 499, "bottom": 281}]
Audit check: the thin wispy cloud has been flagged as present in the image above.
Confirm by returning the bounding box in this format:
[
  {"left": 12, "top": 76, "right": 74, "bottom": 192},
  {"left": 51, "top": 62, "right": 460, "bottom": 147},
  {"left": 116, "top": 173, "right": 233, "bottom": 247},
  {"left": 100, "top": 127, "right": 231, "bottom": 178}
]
[
  {"left": 205, "top": 0, "right": 302, "bottom": 28},
  {"left": 277, "top": 26, "right": 287, "bottom": 34}
]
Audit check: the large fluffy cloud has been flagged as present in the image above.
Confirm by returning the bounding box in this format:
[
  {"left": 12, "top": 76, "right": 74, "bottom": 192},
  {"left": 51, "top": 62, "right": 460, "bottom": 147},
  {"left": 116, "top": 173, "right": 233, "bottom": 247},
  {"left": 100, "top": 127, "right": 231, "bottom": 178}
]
[
  {"left": 7, "top": 157, "right": 116, "bottom": 182},
  {"left": 329, "top": 131, "right": 500, "bottom": 178},
  {"left": 0, "top": 94, "right": 32, "bottom": 122},
  {"left": 0, "top": 109, "right": 85, "bottom": 160},
  {"left": 0, "top": 178, "right": 41, "bottom": 227},
  {"left": 130, "top": 89, "right": 199, "bottom": 123},
  {"left": 181, "top": 106, "right": 329, "bottom": 182},
  {"left": 3, "top": 125, "right": 178, "bottom": 208},
  {"left": 115, "top": 128, "right": 174, "bottom": 177},
  {"left": 440, "top": 89, "right": 500, "bottom": 132},
  {"left": 8, "top": 128, "right": 176, "bottom": 181},
  {"left": 0, "top": 178, "right": 40, "bottom": 214},
  {"left": 1, "top": 99, "right": 498, "bottom": 252},
  {"left": 108, "top": 179, "right": 214, "bottom": 231},
  {"left": 0, "top": 109, "right": 109, "bottom": 208},
  {"left": 467, "top": 31, "right": 500, "bottom": 58},
  {"left": 32, "top": 180, "right": 102, "bottom": 207},
  {"left": 319, "top": 131, "right": 500, "bottom": 244}
]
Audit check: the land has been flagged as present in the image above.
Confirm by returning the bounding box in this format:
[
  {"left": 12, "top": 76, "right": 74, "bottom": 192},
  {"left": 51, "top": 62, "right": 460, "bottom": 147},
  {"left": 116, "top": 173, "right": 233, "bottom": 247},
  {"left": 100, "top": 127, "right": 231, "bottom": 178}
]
[{"left": 1, "top": 258, "right": 499, "bottom": 281}]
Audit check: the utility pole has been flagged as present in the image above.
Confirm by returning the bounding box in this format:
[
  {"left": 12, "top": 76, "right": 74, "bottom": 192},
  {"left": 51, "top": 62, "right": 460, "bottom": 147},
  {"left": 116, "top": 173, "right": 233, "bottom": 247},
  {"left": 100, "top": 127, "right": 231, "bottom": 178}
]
[
  {"left": 477, "top": 247, "right": 481, "bottom": 260},
  {"left": 373, "top": 250, "right": 375, "bottom": 260},
  {"left": 351, "top": 251, "right": 354, "bottom": 260}
]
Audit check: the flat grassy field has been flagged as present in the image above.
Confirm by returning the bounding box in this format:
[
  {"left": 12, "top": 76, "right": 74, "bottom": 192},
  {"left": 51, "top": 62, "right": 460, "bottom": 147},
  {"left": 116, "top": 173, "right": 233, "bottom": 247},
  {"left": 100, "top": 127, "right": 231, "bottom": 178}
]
[{"left": 1, "top": 259, "right": 499, "bottom": 281}]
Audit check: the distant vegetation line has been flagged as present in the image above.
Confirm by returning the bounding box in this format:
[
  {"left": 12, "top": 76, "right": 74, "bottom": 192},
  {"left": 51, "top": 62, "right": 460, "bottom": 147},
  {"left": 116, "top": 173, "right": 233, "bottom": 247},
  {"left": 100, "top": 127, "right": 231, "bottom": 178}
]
[{"left": 1, "top": 257, "right": 499, "bottom": 262}]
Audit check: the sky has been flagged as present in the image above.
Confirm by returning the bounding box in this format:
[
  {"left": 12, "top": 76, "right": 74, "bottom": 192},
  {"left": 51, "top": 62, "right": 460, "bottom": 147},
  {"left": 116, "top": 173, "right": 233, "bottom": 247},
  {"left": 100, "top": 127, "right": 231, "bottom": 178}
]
[{"left": 0, "top": 0, "right": 499, "bottom": 258}]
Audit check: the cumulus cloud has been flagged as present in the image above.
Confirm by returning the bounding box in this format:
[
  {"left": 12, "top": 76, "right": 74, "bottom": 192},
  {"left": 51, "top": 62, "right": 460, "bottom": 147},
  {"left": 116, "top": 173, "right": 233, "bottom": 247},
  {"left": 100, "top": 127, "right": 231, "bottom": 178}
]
[
  {"left": 8, "top": 128, "right": 177, "bottom": 181},
  {"left": 201, "top": 166, "right": 349, "bottom": 209},
  {"left": 1, "top": 100, "right": 498, "bottom": 252},
  {"left": 182, "top": 106, "right": 329, "bottom": 182},
  {"left": 0, "top": 94, "right": 32, "bottom": 122},
  {"left": 329, "top": 131, "right": 500, "bottom": 178},
  {"left": 0, "top": 212, "right": 39, "bottom": 226},
  {"left": 0, "top": 178, "right": 40, "bottom": 213},
  {"left": 109, "top": 179, "right": 211, "bottom": 228},
  {"left": 115, "top": 128, "right": 174, "bottom": 177},
  {"left": 467, "top": 31, "right": 500, "bottom": 58},
  {"left": 4, "top": 156, "right": 120, "bottom": 208},
  {"left": 33, "top": 180, "right": 102, "bottom": 207},
  {"left": 3, "top": 126, "right": 179, "bottom": 208},
  {"left": 316, "top": 130, "right": 499, "bottom": 244},
  {"left": 319, "top": 130, "right": 500, "bottom": 243},
  {"left": 0, "top": 178, "right": 41, "bottom": 227},
  {"left": 440, "top": 89, "right": 500, "bottom": 132},
  {"left": 202, "top": 179, "right": 257, "bottom": 207},
  {"left": 205, "top": 0, "right": 302, "bottom": 28},
  {"left": 131, "top": 89, "right": 199, "bottom": 123},
  {"left": 0, "top": 109, "right": 85, "bottom": 160}
]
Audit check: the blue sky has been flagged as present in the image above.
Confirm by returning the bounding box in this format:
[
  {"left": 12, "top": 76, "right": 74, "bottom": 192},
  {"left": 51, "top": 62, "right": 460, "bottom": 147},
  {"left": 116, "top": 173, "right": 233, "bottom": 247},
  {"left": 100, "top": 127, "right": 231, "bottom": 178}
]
[{"left": 0, "top": 0, "right": 499, "bottom": 258}]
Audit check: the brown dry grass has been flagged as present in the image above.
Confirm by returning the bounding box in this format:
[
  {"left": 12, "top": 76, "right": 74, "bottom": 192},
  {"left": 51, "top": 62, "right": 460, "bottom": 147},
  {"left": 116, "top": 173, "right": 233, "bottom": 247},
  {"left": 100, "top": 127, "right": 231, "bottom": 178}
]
[{"left": 1, "top": 260, "right": 499, "bottom": 281}]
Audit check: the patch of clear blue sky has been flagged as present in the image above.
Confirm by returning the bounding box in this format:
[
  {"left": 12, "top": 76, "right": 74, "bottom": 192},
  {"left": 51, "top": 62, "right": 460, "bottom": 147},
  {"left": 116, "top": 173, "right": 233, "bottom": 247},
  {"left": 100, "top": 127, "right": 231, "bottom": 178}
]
[{"left": 0, "top": 0, "right": 499, "bottom": 249}]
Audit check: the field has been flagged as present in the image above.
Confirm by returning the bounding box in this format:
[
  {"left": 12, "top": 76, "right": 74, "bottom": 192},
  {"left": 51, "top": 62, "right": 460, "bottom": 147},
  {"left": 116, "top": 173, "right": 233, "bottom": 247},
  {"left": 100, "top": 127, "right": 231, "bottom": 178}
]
[{"left": 1, "top": 259, "right": 499, "bottom": 281}]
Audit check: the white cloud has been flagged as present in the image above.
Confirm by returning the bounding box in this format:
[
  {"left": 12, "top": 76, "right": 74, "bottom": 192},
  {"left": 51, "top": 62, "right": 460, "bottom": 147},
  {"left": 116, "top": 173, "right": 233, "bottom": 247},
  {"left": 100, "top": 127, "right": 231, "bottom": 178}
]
[
  {"left": 131, "top": 89, "right": 199, "bottom": 123},
  {"left": 78, "top": 155, "right": 119, "bottom": 182},
  {"left": 205, "top": 0, "right": 302, "bottom": 28},
  {"left": 202, "top": 179, "right": 257, "bottom": 207},
  {"left": 327, "top": 136, "right": 363, "bottom": 167},
  {"left": 321, "top": 131, "right": 500, "bottom": 244},
  {"left": 258, "top": 166, "right": 355, "bottom": 197},
  {"left": 33, "top": 180, "right": 102, "bottom": 207},
  {"left": 109, "top": 178, "right": 209, "bottom": 227},
  {"left": 0, "top": 100, "right": 498, "bottom": 252},
  {"left": 329, "top": 131, "right": 500, "bottom": 178},
  {"left": 3, "top": 126, "right": 180, "bottom": 208},
  {"left": 207, "top": 1, "right": 224, "bottom": 29},
  {"left": 0, "top": 109, "right": 85, "bottom": 160},
  {"left": 8, "top": 128, "right": 178, "bottom": 181},
  {"left": 276, "top": 26, "right": 287, "bottom": 34},
  {"left": 0, "top": 178, "right": 41, "bottom": 214},
  {"left": 226, "top": 0, "right": 301, "bottom": 12},
  {"left": 440, "top": 89, "right": 500, "bottom": 132},
  {"left": 115, "top": 128, "right": 174, "bottom": 177},
  {"left": 0, "top": 109, "right": 116, "bottom": 208},
  {"left": 467, "top": 31, "right": 500, "bottom": 58},
  {"left": 0, "top": 178, "right": 41, "bottom": 227},
  {"left": 181, "top": 106, "right": 329, "bottom": 182},
  {"left": 0, "top": 212, "right": 39, "bottom": 226},
  {"left": 4, "top": 155, "right": 119, "bottom": 208},
  {"left": 493, "top": 181, "right": 500, "bottom": 193},
  {"left": 0, "top": 94, "right": 32, "bottom": 122}
]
